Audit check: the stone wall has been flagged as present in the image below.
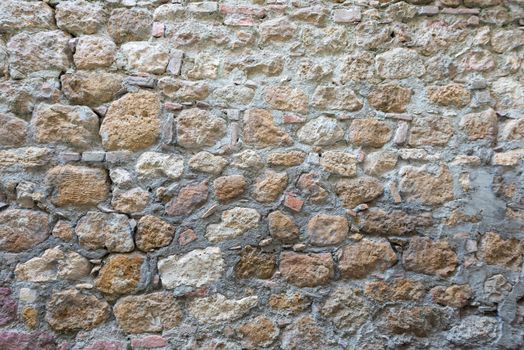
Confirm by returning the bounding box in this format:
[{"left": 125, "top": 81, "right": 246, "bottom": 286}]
[{"left": 0, "top": 0, "right": 523, "bottom": 349}]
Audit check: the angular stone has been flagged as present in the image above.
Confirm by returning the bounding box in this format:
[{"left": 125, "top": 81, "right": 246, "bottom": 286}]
[
  {"left": 383, "top": 306, "right": 447, "bottom": 337},
  {"left": 95, "top": 254, "right": 146, "bottom": 296},
  {"left": 290, "top": 5, "right": 328, "bottom": 25},
  {"left": 56, "top": 0, "right": 106, "bottom": 36},
  {"left": 235, "top": 246, "right": 276, "bottom": 279},
  {"left": 298, "top": 116, "right": 344, "bottom": 146},
  {"left": 364, "top": 151, "right": 398, "bottom": 176},
  {"left": 321, "top": 288, "right": 370, "bottom": 333},
  {"left": 76, "top": 211, "right": 134, "bottom": 252},
  {"left": 32, "top": 104, "right": 100, "bottom": 150},
  {"left": 281, "top": 316, "right": 327, "bottom": 350},
  {"left": 268, "top": 292, "right": 310, "bottom": 314},
  {"left": 252, "top": 170, "right": 288, "bottom": 203},
  {"left": 189, "top": 151, "right": 228, "bottom": 175},
  {"left": 46, "top": 165, "right": 109, "bottom": 207},
  {"left": 186, "top": 53, "right": 219, "bottom": 80},
  {"left": 232, "top": 149, "right": 264, "bottom": 169},
  {"left": 214, "top": 175, "right": 247, "bottom": 202},
  {"left": 460, "top": 108, "right": 498, "bottom": 140},
  {"left": 365, "top": 279, "right": 425, "bottom": 302},
  {"left": 211, "top": 84, "right": 255, "bottom": 107},
  {"left": 188, "top": 294, "right": 258, "bottom": 324},
  {"left": 0, "top": 331, "right": 55, "bottom": 350},
  {"left": 159, "top": 78, "right": 209, "bottom": 102},
  {"left": 349, "top": 119, "right": 392, "bottom": 147},
  {"left": 312, "top": 85, "right": 363, "bottom": 111},
  {"left": 427, "top": 84, "right": 471, "bottom": 107},
  {"left": 320, "top": 151, "right": 357, "bottom": 177},
  {"left": 279, "top": 252, "right": 334, "bottom": 287},
  {"left": 108, "top": 8, "right": 152, "bottom": 44},
  {"left": 408, "top": 116, "right": 454, "bottom": 146},
  {"left": 84, "top": 340, "right": 126, "bottom": 350},
  {"left": 121, "top": 42, "right": 170, "bottom": 74},
  {"left": 368, "top": 84, "right": 412, "bottom": 113},
  {"left": 268, "top": 210, "right": 299, "bottom": 242},
  {"left": 0, "top": 209, "right": 49, "bottom": 252},
  {"left": 136, "top": 215, "right": 174, "bottom": 252},
  {"left": 0, "top": 0, "right": 54, "bottom": 31},
  {"left": 243, "top": 109, "right": 292, "bottom": 148},
  {"left": 265, "top": 85, "right": 308, "bottom": 113},
  {"left": 100, "top": 91, "right": 161, "bottom": 151},
  {"left": 359, "top": 208, "right": 432, "bottom": 236},
  {"left": 165, "top": 181, "right": 208, "bottom": 216},
  {"left": 114, "top": 292, "right": 182, "bottom": 334},
  {"left": 45, "top": 289, "right": 110, "bottom": 332},
  {"left": 307, "top": 214, "right": 349, "bottom": 246},
  {"left": 333, "top": 7, "right": 362, "bottom": 23},
  {"left": 338, "top": 239, "right": 397, "bottom": 278},
  {"left": 0, "top": 147, "right": 50, "bottom": 172},
  {"left": 375, "top": 48, "right": 425, "bottom": 79},
  {"left": 158, "top": 247, "right": 224, "bottom": 289},
  {"left": 335, "top": 177, "right": 384, "bottom": 208},
  {"left": 74, "top": 36, "right": 116, "bottom": 70},
  {"left": 0, "top": 113, "right": 27, "bottom": 147},
  {"left": 484, "top": 274, "right": 512, "bottom": 303},
  {"left": 399, "top": 165, "right": 454, "bottom": 205},
  {"left": 431, "top": 284, "right": 471, "bottom": 308},
  {"left": 493, "top": 149, "right": 524, "bottom": 166},
  {"left": 61, "top": 71, "right": 123, "bottom": 107},
  {"left": 111, "top": 187, "right": 149, "bottom": 214},
  {"left": 136, "top": 152, "right": 184, "bottom": 180},
  {"left": 501, "top": 118, "right": 524, "bottom": 141},
  {"left": 238, "top": 316, "right": 279, "bottom": 348},
  {"left": 205, "top": 207, "right": 260, "bottom": 242},
  {"left": 403, "top": 237, "right": 457, "bottom": 276},
  {"left": 176, "top": 108, "right": 226, "bottom": 149},
  {"left": 479, "top": 232, "right": 523, "bottom": 270},
  {"left": 8, "top": 31, "right": 71, "bottom": 79},
  {"left": 447, "top": 316, "right": 499, "bottom": 346},
  {"left": 260, "top": 17, "right": 296, "bottom": 42},
  {"left": 0, "top": 288, "right": 17, "bottom": 326},
  {"left": 491, "top": 29, "right": 524, "bottom": 54},
  {"left": 267, "top": 151, "right": 305, "bottom": 167}
]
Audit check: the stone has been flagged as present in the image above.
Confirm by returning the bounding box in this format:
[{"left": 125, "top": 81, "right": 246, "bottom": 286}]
[
  {"left": 501, "top": 118, "right": 524, "bottom": 141},
  {"left": 368, "top": 84, "right": 412, "bottom": 113},
  {"left": 243, "top": 109, "right": 292, "bottom": 148},
  {"left": 235, "top": 246, "right": 276, "bottom": 279},
  {"left": 99, "top": 91, "right": 161, "bottom": 151},
  {"left": 0, "top": 288, "right": 16, "bottom": 326},
  {"left": 335, "top": 177, "right": 384, "bottom": 208},
  {"left": 464, "top": 0, "right": 501, "bottom": 7},
  {"left": 188, "top": 294, "right": 258, "bottom": 324},
  {"left": 189, "top": 152, "right": 228, "bottom": 174},
  {"left": 165, "top": 181, "right": 208, "bottom": 216},
  {"left": 232, "top": 149, "right": 264, "bottom": 169},
  {"left": 62, "top": 71, "right": 123, "bottom": 107},
  {"left": 268, "top": 293, "right": 310, "bottom": 314},
  {"left": 121, "top": 42, "right": 170, "bottom": 74},
  {"left": 403, "top": 237, "right": 457, "bottom": 276},
  {"left": 31, "top": 104, "right": 100, "bottom": 150},
  {"left": 479, "top": 232, "right": 523, "bottom": 270},
  {"left": 131, "top": 336, "right": 167, "bottom": 349},
  {"left": 0, "top": 1, "right": 54, "bottom": 31},
  {"left": 298, "top": 116, "right": 344, "bottom": 146},
  {"left": 365, "top": 279, "right": 425, "bottom": 302},
  {"left": 0, "top": 209, "right": 49, "bottom": 252},
  {"left": 84, "top": 340, "right": 126, "bottom": 350},
  {"left": 259, "top": 17, "right": 296, "bottom": 42},
  {"left": 281, "top": 315, "right": 327, "bottom": 350},
  {"left": 56, "top": 1, "right": 106, "bottom": 36},
  {"left": 297, "top": 173, "right": 328, "bottom": 203},
  {"left": 284, "top": 193, "right": 304, "bottom": 212},
  {"left": 491, "top": 29, "right": 524, "bottom": 54},
  {"left": 0, "top": 331, "right": 55, "bottom": 350},
  {"left": 484, "top": 274, "right": 512, "bottom": 303},
  {"left": 205, "top": 207, "right": 260, "bottom": 242},
  {"left": 159, "top": 78, "right": 209, "bottom": 102},
  {"left": 312, "top": 85, "right": 363, "bottom": 111},
  {"left": 307, "top": 214, "right": 349, "bottom": 246},
  {"left": 383, "top": 306, "right": 447, "bottom": 337},
  {"left": 267, "top": 151, "right": 305, "bottom": 166},
  {"left": 158, "top": 247, "right": 224, "bottom": 289},
  {"left": 338, "top": 239, "right": 397, "bottom": 278},
  {"left": 320, "top": 151, "right": 357, "bottom": 177},
  {"left": 108, "top": 8, "right": 152, "bottom": 44},
  {"left": 114, "top": 292, "right": 182, "bottom": 333},
  {"left": 74, "top": 36, "right": 116, "bottom": 70},
  {"left": 375, "top": 48, "right": 425, "bottom": 79},
  {"left": 252, "top": 170, "right": 288, "bottom": 203},
  {"left": 21, "top": 307, "right": 38, "bottom": 329},
  {"left": 265, "top": 85, "right": 308, "bottom": 113},
  {"left": 333, "top": 7, "right": 362, "bottom": 23},
  {"left": 238, "top": 316, "right": 279, "bottom": 348},
  {"left": 447, "top": 316, "right": 499, "bottom": 346},
  {"left": 321, "top": 288, "right": 370, "bottom": 333},
  {"left": 493, "top": 149, "right": 524, "bottom": 166},
  {"left": 76, "top": 211, "right": 134, "bottom": 252},
  {"left": 291, "top": 6, "right": 328, "bottom": 25},
  {"left": 427, "top": 84, "right": 471, "bottom": 107},
  {"left": 8, "top": 31, "right": 71, "bottom": 79},
  {"left": 15, "top": 247, "right": 90, "bottom": 282},
  {"left": 279, "top": 252, "right": 334, "bottom": 287},
  {"left": 460, "top": 108, "right": 498, "bottom": 140},
  {"left": 0, "top": 113, "right": 27, "bottom": 147},
  {"left": 349, "top": 119, "right": 392, "bottom": 147},
  {"left": 211, "top": 84, "right": 255, "bottom": 107},
  {"left": 136, "top": 215, "right": 174, "bottom": 252},
  {"left": 111, "top": 187, "right": 150, "bottom": 213},
  {"left": 178, "top": 229, "right": 197, "bottom": 246},
  {"left": 136, "top": 152, "right": 184, "bottom": 180},
  {"left": 399, "top": 165, "right": 454, "bottom": 205},
  {"left": 364, "top": 151, "right": 398, "bottom": 176},
  {"left": 95, "top": 254, "right": 146, "bottom": 296},
  {"left": 268, "top": 210, "right": 300, "bottom": 242},
  {"left": 176, "top": 108, "right": 226, "bottom": 149},
  {"left": 359, "top": 208, "right": 432, "bottom": 236},
  {"left": 46, "top": 165, "right": 109, "bottom": 207},
  {"left": 431, "top": 284, "right": 472, "bottom": 308},
  {"left": 408, "top": 116, "right": 454, "bottom": 146},
  {"left": 214, "top": 175, "right": 247, "bottom": 202},
  {"left": 186, "top": 53, "right": 219, "bottom": 80},
  {"left": 0, "top": 147, "right": 50, "bottom": 172},
  {"left": 45, "top": 289, "right": 110, "bottom": 332}
]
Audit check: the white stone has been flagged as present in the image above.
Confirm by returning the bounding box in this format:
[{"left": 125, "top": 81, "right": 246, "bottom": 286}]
[
  {"left": 121, "top": 42, "right": 170, "bottom": 74},
  {"left": 205, "top": 207, "right": 261, "bottom": 243},
  {"left": 188, "top": 294, "right": 258, "bottom": 324},
  {"left": 297, "top": 116, "right": 344, "bottom": 146},
  {"left": 189, "top": 151, "right": 228, "bottom": 175},
  {"left": 76, "top": 211, "right": 134, "bottom": 252},
  {"left": 375, "top": 48, "right": 425, "bottom": 79},
  {"left": 136, "top": 152, "right": 184, "bottom": 180}
]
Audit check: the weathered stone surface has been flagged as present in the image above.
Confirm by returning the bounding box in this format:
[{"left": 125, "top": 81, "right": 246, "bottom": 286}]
[
  {"left": 0, "top": 147, "right": 50, "bottom": 172},
  {"left": 165, "top": 181, "right": 208, "bottom": 216},
  {"left": 159, "top": 78, "right": 209, "bottom": 101},
  {"left": 0, "top": 331, "right": 55, "bottom": 350},
  {"left": 375, "top": 48, "right": 425, "bottom": 79},
  {"left": 484, "top": 274, "right": 512, "bottom": 303},
  {"left": 281, "top": 315, "right": 327, "bottom": 350},
  {"left": 312, "top": 85, "right": 363, "bottom": 111},
  {"left": 268, "top": 210, "right": 300, "bottom": 242},
  {"left": 359, "top": 208, "right": 432, "bottom": 236},
  {"left": 46, "top": 165, "right": 109, "bottom": 207},
  {"left": 338, "top": 239, "right": 397, "bottom": 278},
  {"left": 427, "top": 84, "right": 471, "bottom": 107},
  {"left": 403, "top": 237, "right": 457, "bottom": 276},
  {"left": 32, "top": 104, "right": 100, "bottom": 150},
  {"left": 108, "top": 8, "right": 152, "bottom": 44},
  {"left": 56, "top": 0, "right": 106, "bottom": 36},
  {"left": 238, "top": 316, "right": 279, "bottom": 348},
  {"left": 61, "top": 71, "right": 123, "bottom": 107},
  {"left": 368, "top": 84, "right": 412, "bottom": 113},
  {"left": 243, "top": 109, "right": 292, "bottom": 148},
  {"left": 136, "top": 152, "right": 184, "bottom": 180},
  {"left": 186, "top": 53, "right": 219, "bottom": 80},
  {"left": 114, "top": 292, "right": 182, "bottom": 333},
  {"left": 320, "top": 151, "right": 357, "bottom": 177},
  {"left": 100, "top": 91, "right": 161, "bottom": 151},
  {"left": 121, "top": 42, "right": 170, "bottom": 74},
  {"left": 267, "top": 151, "right": 305, "bottom": 167},
  {"left": 45, "top": 289, "right": 110, "bottom": 332},
  {"left": 260, "top": 17, "right": 296, "bottom": 42},
  {"left": 111, "top": 187, "right": 150, "bottom": 213},
  {"left": 76, "top": 211, "right": 134, "bottom": 252},
  {"left": 350, "top": 119, "right": 392, "bottom": 147},
  {"left": 0, "top": 209, "right": 49, "bottom": 252},
  {"left": 235, "top": 246, "right": 276, "bottom": 279},
  {"left": 408, "top": 116, "right": 454, "bottom": 146},
  {"left": 158, "top": 247, "right": 224, "bottom": 288},
  {"left": 95, "top": 254, "right": 146, "bottom": 296},
  {"left": 431, "top": 284, "right": 471, "bottom": 308},
  {"left": 335, "top": 177, "right": 384, "bottom": 208},
  {"left": 0, "top": 1, "right": 54, "bottom": 31},
  {"left": 0, "top": 113, "right": 27, "bottom": 147},
  {"left": 364, "top": 151, "right": 398, "bottom": 176},
  {"left": 279, "top": 252, "right": 334, "bottom": 287},
  {"left": 447, "top": 316, "right": 499, "bottom": 346},
  {"left": 188, "top": 294, "right": 258, "bottom": 324},
  {"left": 460, "top": 108, "right": 498, "bottom": 140},
  {"left": 399, "top": 165, "right": 454, "bottom": 205},
  {"left": 189, "top": 151, "right": 228, "bottom": 174},
  {"left": 479, "top": 232, "right": 523, "bottom": 270},
  {"left": 501, "top": 118, "right": 524, "bottom": 141},
  {"left": 252, "top": 170, "right": 288, "bottom": 203},
  {"left": 298, "top": 116, "right": 344, "bottom": 146},
  {"left": 321, "top": 288, "right": 370, "bottom": 333},
  {"left": 211, "top": 84, "right": 255, "bottom": 107},
  {"left": 176, "top": 108, "right": 226, "bottom": 149},
  {"left": 265, "top": 85, "right": 307, "bottom": 112},
  {"left": 214, "top": 175, "right": 247, "bottom": 201},
  {"left": 382, "top": 306, "right": 447, "bottom": 337},
  {"left": 307, "top": 214, "right": 349, "bottom": 246},
  {"left": 0, "top": 288, "right": 17, "bottom": 326},
  {"left": 74, "top": 36, "right": 116, "bottom": 70},
  {"left": 136, "top": 215, "right": 174, "bottom": 252},
  {"left": 365, "top": 279, "right": 425, "bottom": 302},
  {"left": 205, "top": 207, "right": 260, "bottom": 242},
  {"left": 268, "top": 293, "right": 310, "bottom": 314}
]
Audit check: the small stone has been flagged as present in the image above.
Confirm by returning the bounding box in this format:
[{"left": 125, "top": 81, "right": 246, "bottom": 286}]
[
  {"left": 375, "top": 48, "right": 425, "bottom": 79},
  {"left": 252, "top": 170, "right": 288, "bottom": 203},
  {"left": 267, "top": 151, "right": 305, "bottom": 166},
  {"left": 238, "top": 316, "right": 279, "bottom": 348},
  {"left": 95, "top": 254, "right": 147, "bottom": 296},
  {"left": 165, "top": 181, "right": 208, "bottom": 216},
  {"left": 205, "top": 207, "right": 260, "bottom": 242},
  {"left": 21, "top": 307, "right": 38, "bottom": 329},
  {"left": 307, "top": 214, "right": 349, "bottom": 246},
  {"left": 136, "top": 152, "right": 185, "bottom": 180},
  {"left": 265, "top": 85, "right": 308, "bottom": 113},
  {"left": 0, "top": 288, "right": 16, "bottom": 326},
  {"left": 84, "top": 340, "right": 126, "bottom": 350},
  {"left": 402, "top": 237, "right": 457, "bottom": 276},
  {"left": 312, "top": 85, "right": 363, "bottom": 111},
  {"left": 131, "top": 335, "right": 167, "bottom": 349},
  {"left": 0, "top": 113, "right": 27, "bottom": 147},
  {"left": 493, "top": 149, "right": 524, "bottom": 166},
  {"left": 235, "top": 246, "right": 276, "bottom": 279},
  {"left": 121, "top": 42, "right": 170, "bottom": 74},
  {"left": 335, "top": 177, "right": 384, "bottom": 208},
  {"left": 279, "top": 252, "right": 334, "bottom": 287},
  {"left": 298, "top": 116, "right": 344, "bottom": 146},
  {"left": 447, "top": 316, "right": 499, "bottom": 346},
  {"left": 479, "top": 232, "right": 523, "bottom": 270},
  {"left": 243, "top": 109, "right": 292, "bottom": 148},
  {"left": 349, "top": 119, "right": 392, "bottom": 147},
  {"left": 111, "top": 187, "right": 150, "bottom": 213},
  {"left": 189, "top": 152, "right": 228, "bottom": 174},
  {"left": 188, "top": 294, "right": 258, "bottom": 324},
  {"left": 408, "top": 116, "right": 454, "bottom": 146},
  {"left": 45, "top": 289, "right": 110, "bottom": 332},
  {"left": 431, "top": 284, "right": 472, "bottom": 308},
  {"left": 176, "top": 108, "right": 226, "bottom": 149},
  {"left": 427, "top": 84, "right": 471, "bottom": 107},
  {"left": 320, "top": 151, "right": 357, "bottom": 177},
  {"left": 212, "top": 84, "right": 255, "bottom": 107},
  {"left": 136, "top": 215, "right": 174, "bottom": 252},
  {"left": 321, "top": 287, "right": 370, "bottom": 333},
  {"left": 284, "top": 193, "right": 304, "bottom": 212},
  {"left": 158, "top": 247, "right": 224, "bottom": 289},
  {"left": 268, "top": 210, "right": 300, "bottom": 242},
  {"left": 460, "top": 108, "right": 498, "bottom": 140},
  {"left": 82, "top": 151, "right": 105, "bottom": 162},
  {"left": 338, "top": 239, "right": 397, "bottom": 278},
  {"left": 108, "top": 8, "right": 152, "bottom": 44},
  {"left": 56, "top": 1, "right": 106, "bottom": 36},
  {"left": 214, "top": 175, "right": 247, "bottom": 202},
  {"left": 74, "top": 36, "right": 116, "bottom": 70},
  {"left": 365, "top": 279, "right": 425, "bottom": 302},
  {"left": 399, "top": 165, "right": 454, "bottom": 205},
  {"left": 368, "top": 84, "right": 412, "bottom": 113},
  {"left": 0, "top": 209, "right": 49, "bottom": 252},
  {"left": 62, "top": 71, "right": 123, "bottom": 107}
]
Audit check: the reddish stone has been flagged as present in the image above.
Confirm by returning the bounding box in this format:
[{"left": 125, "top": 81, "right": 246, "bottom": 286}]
[
  {"left": 284, "top": 193, "right": 304, "bottom": 212},
  {"left": 131, "top": 335, "right": 167, "bottom": 349},
  {"left": 178, "top": 229, "right": 197, "bottom": 246},
  {"left": 165, "top": 181, "right": 208, "bottom": 216},
  {"left": 0, "top": 331, "right": 55, "bottom": 350},
  {"left": 0, "top": 288, "right": 17, "bottom": 326},
  {"left": 283, "top": 114, "right": 306, "bottom": 124},
  {"left": 84, "top": 340, "right": 126, "bottom": 350}
]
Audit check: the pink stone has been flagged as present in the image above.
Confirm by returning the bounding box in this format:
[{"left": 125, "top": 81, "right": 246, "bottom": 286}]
[
  {"left": 84, "top": 340, "right": 126, "bottom": 350},
  {"left": 284, "top": 193, "right": 304, "bottom": 212},
  {"left": 220, "top": 4, "right": 265, "bottom": 17},
  {"left": 0, "top": 288, "right": 17, "bottom": 326},
  {"left": 178, "top": 228, "right": 197, "bottom": 246},
  {"left": 333, "top": 7, "right": 362, "bottom": 23},
  {"left": 283, "top": 113, "right": 306, "bottom": 124},
  {"left": 224, "top": 14, "right": 256, "bottom": 26},
  {"left": 152, "top": 22, "right": 165, "bottom": 38},
  {"left": 131, "top": 335, "right": 166, "bottom": 349}
]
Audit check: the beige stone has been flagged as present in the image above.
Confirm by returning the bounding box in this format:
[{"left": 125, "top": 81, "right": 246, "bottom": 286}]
[
  {"left": 74, "top": 36, "right": 116, "bottom": 70},
  {"left": 460, "top": 108, "right": 498, "bottom": 140},
  {"left": 320, "top": 151, "right": 357, "bottom": 177},
  {"left": 399, "top": 165, "right": 454, "bottom": 205},
  {"left": 111, "top": 187, "right": 150, "bottom": 213},
  {"left": 76, "top": 211, "right": 134, "bottom": 252},
  {"left": 298, "top": 116, "right": 344, "bottom": 146},
  {"left": 214, "top": 175, "right": 247, "bottom": 202},
  {"left": 368, "top": 84, "right": 412, "bottom": 113},
  {"left": 62, "top": 71, "right": 123, "bottom": 107},
  {"left": 267, "top": 151, "right": 305, "bottom": 166},
  {"left": 176, "top": 108, "right": 226, "bottom": 149},
  {"left": 431, "top": 284, "right": 472, "bottom": 308},
  {"left": 205, "top": 207, "right": 260, "bottom": 242},
  {"left": 321, "top": 288, "right": 370, "bottom": 333},
  {"left": 95, "top": 254, "right": 146, "bottom": 296},
  {"left": 338, "top": 239, "right": 397, "bottom": 278},
  {"left": 279, "top": 252, "right": 334, "bottom": 287},
  {"left": 0, "top": 147, "right": 50, "bottom": 172},
  {"left": 307, "top": 214, "right": 349, "bottom": 246},
  {"left": 408, "top": 116, "right": 454, "bottom": 146},
  {"left": 189, "top": 151, "right": 228, "bottom": 174},
  {"left": 268, "top": 210, "right": 300, "bottom": 242},
  {"left": 349, "top": 119, "right": 392, "bottom": 147},
  {"left": 188, "top": 294, "right": 258, "bottom": 324},
  {"left": 265, "top": 85, "right": 308, "bottom": 112},
  {"left": 0, "top": 113, "right": 27, "bottom": 147},
  {"left": 312, "top": 85, "right": 363, "bottom": 111},
  {"left": 136, "top": 215, "right": 174, "bottom": 252},
  {"left": 479, "top": 232, "right": 523, "bottom": 270},
  {"left": 238, "top": 316, "right": 279, "bottom": 348},
  {"left": 427, "top": 84, "right": 471, "bottom": 107},
  {"left": 364, "top": 151, "right": 398, "bottom": 176},
  {"left": 243, "top": 109, "right": 292, "bottom": 148},
  {"left": 335, "top": 177, "right": 384, "bottom": 208},
  {"left": 365, "top": 279, "right": 425, "bottom": 302},
  {"left": 0, "top": 209, "right": 49, "bottom": 252},
  {"left": 252, "top": 170, "right": 288, "bottom": 203}
]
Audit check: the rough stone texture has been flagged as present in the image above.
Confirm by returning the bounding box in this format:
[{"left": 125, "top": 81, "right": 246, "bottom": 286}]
[
  {"left": 338, "top": 239, "right": 397, "bottom": 278},
  {"left": 399, "top": 165, "right": 454, "bottom": 205},
  {"left": 335, "top": 176, "right": 384, "bottom": 208},
  {"left": 479, "top": 232, "right": 524, "bottom": 270},
  {"left": 320, "top": 151, "right": 357, "bottom": 177},
  {"left": 95, "top": 254, "right": 146, "bottom": 296},
  {"left": 214, "top": 175, "right": 247, "bottom": 202},
  {"left": 176, "top": 108, "right": 226, "bottom": 149},
  {"left": 165, "top": 181, "right": 208, "bottom": 216},
  {"left": 188, "top": 294, "right": 258, "bottom": 324},
  {"left": 403, "top": 237, "right": 458, "bottom": 276},
  {"left": 56, "top": 1, "right": 106, "bottom": 36},
  {"left": 0, "top": 113, "right": 27, "bottom": 147},
  {"left": 279, "top": 252, "right": 334, "bottom": 287},
  {"left": 61, "top": 71, "right": 123, "bottom": 107},
  {"left": 307, "top": 214, "right": 349, "bottom": 246},
  {"left": 368, "top": 84, "right": 412, "bottom": 113},
  {"left": 268, "top": 210, "right": 299, "bottom": 242},
  {"left": 0, "top": 209, "right": 49, "bottom": 252},
  {"left": 135, "top": 215, "right": 174, "bottom": 252},
  {"left": 235, "top": 246, "right": 276, "bottom": 279},
  {"left": 76, "top": 211, "right": 134, "bottom": 252},
  {"left": 243, "top": 109, "right": 292, "bottom": 148},
  {"left": 74, "top": 36, "right": 116, "bottom": 70},
  {"left": 349, "top": 119, "right": 392, "bottom": 147},
  {"left": 297, "top": 116, "right": 344, "bottom": 145},
  {"left": 252, "top": 170, "right": 288, "bottom": 203}
]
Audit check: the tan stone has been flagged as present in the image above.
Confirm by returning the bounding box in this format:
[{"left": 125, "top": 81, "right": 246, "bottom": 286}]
[
  {"left": 368, "top": 84, "right": 412, "bottom": 113},
  {"left": 297, "top": 116, "right": 344, "bottom": 146},
  {"left": 0, "top": 209, "right": 49, "bottom": 252},
  {"left": 205, "top": 207, "right": 260, "bottom": 242},
  {"left": 188, "top": 294, "right": 258, "bottom": 324},
  {"left": 136, "top": 152, "right": 184, "bottom": 180},
  {"left": 238, "top": 316, "right": 279, "bottom": 348},
  {"left": 214, "top": 175, "right": 247, "bottom": 202},
  {"left": 243, "top": 109, "right": 292, "bottom": 148},
  {"left": 338, "top": 239, "right": 397, "bottom": 278},
  {"left": 165, "top": 181, "right": 208, "bottom": 216},
  {"left": 500, "top": 118, "right": 524, "bottom": 141},
  {"left": 279, "top": 252, "right": 334, "bottom": 287},
  {"left": 51, "top": 220, "right": 74, "bottom": 242},
  {"left": 281, "top": 315, "right": 327, "bottom": 350},
  {"left": 268, "top": 293, "right": 310, "bottom": 314},
  {"left": 99, "top": 91, "right": 161, "bottom": 151},
  {"left": 427, "top": 84, "right": 471, "bottom": 107},
  {"left": 321, "top": 288, "right": 370, "bottom": 333},
  {"left": 61, "top": 71, "right": 123, "bottom": 107},
  {"left": 76, "top": 211, "right": 134, "bottom": 252},
  {"left": 0, "top": 147, "right": 50, "bottom": 172},
  {"left": 307, "top": 214, "right": 349, "bottom": 246},
  {"left": 176, "top": 108, "right": 226, "bottom": 149},
  {"left": 74, "top": 35, "right": 116, "bottom": 70},
  {"left": 359, "top": 208, "right": 432, "bottom": 236},
  {"left": 492, "top": 149, "right": 524, "bottom": 166},
  {"left": 365, "top": 279, "right": 425, "bottom": 302},
  {"left": 408, "top": 116, "right": 454, "bottom": 146},
  {"left": 402, "top": 237, "right": 457, "bottom": 276},
  {"left": 382, "top": 306, "right": 447, "bottom": 337},
  {"left": 375, "top": 48, "right": 425, "bottom": 79},
  {"left": 312, "top": 85, "right": 363, "bottom": 111},
  {"left": 159, "top": 78, "right": 209, "bottom": 102},
  {"left": 265, "top": 85, "right": 308, "bottom": 112},
  {"left": 0, "top": 113, "right": 27, "bottom": 147},
  {"left": 399, "top": 165, "right": 454, "bottom": 205},
  {"left": 479, "top": 232, "right": 523, "bottom": 270},
  {"left": 189, "top": 151, "right": 228, "bottom": 174},
  {"left": 252, "top": 170, "right": 288, "bottom": 203},
  {"left": 235, "top": 246, "right": 276, "bottom": 279},
  {"left": 460, "top": 108, "right": 498, "bottom": 140},
  {"left": 320, "top": 151, "right": 357, "bottom": 177},
  {"left": 268, "top": 210, "right": 300, "bottom": 242},
  {"left": 232, "top": 149, "right": 264, "bottom": 169},
  {"left": 267, "top": 151, "right": 305, "bottom": 166},
  {"left": 108, "top": 8, "right": 152, "bottom": 44},
  {"left": 55, "top": 1, "right": 106, "bottom": 36},
  {"left": 111, "top": 187, "right": 149, "bottom": 213},
  {"left": 297, "top": 172, "right": 328, "bottom": 203},
  {"left": 46, "top": 165, "right": 109, "bottom": 207},
  {"left": 136, "top": 215, "right": 174, "bottom": 252},
  {"left": 95, "top": 254, "right": 146, "bottom": 296},
  {"left": 349, "top": 119, "right": 392, "bottom": 147},
  {"left": 335, "top": 177, "right": 384, "bottom": 208},
  {"left": 260, "top": 17, "right": 297, "bottom": 42},
  {"left": 364, "top": 151, "right": 398, "bottom": 176},
  {"left": 431, "top": 284, "right": 471, "bottom": 308}
]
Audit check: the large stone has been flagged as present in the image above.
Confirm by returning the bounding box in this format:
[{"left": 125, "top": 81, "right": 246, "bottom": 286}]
[
  {"left": 114, "top": 292, "right": 182, "bottom": 334},
  {"left": 235, "top": 246, "right": 276, "bottom": 279},
  {"left": 460, "top": 108, "right": 498, "bottom": 140},
  {"left": 45, "top": 289, "right": 110, "bottom": 332},
  {"left": 0, "top": 1, "right": 54, "bottom": 31},
  {"left": 267, "top": 151, "right": 306, "bottom": 167},
  {"left": 76, "top": 211, "right": 134, "bottom": 252},
  {"left": 0, "top": 147, "right": 50, "bottom": 172},
  {"left": 0, "top": 331, "right": 55, "bottom": 350},
  {"left": 268, "top": 210, "right": 299, "bottom": 242},
  {"left": 7, "top": 31, "right": 71, "bottom": 79},
  {"left": 165, "top": 181, "right": 208, "bottom": 216},
  {"left": 136, "top": 215, "right": 174, "bottom": 252},
  {"left": 108, "top": 8, "right": 152, "bottom": 44},
  {"left": 431, "top": 284, "right": 471, "bottom": 308},
  {"left": 238, "top": 316, "right": 279, "bottom": 348},
  {"left": 243, "top": 109, "right": 292, "bottom": 148},
  {"left": 368, "top": 84, "right": 412, "bottom": 113},
  {"left": 375, "top": 48, "right": 425, "bottom": 79},
  {"left": 307, "top": 214, "right": 349, "bottom": 246},
  {"left": 0, "top": 288, "right": 17, "bottom": 326},
  {"left": 158, "top": 247, "right": 224, "bottom": 289},
  {"left": 176, "top": 108, "right": 226, "bottom": 149},
  {"left": 185, "top": 53, "right": 219, "bottom": 80},
  {"left": 259, "top": 17, "right": 297, "bottom": 42},
  {"left": 446, "top": 316, "right": 499, "bottom": 346},
  {"left": 136, "top": 152, "right": 184, "bottom": 180},
  {"left": 232, "top": 149, "right": 264, "bottom": 169},
  {"left": 159, "top": 78, "right": 209, "bottom": 102},
  {"left": 205, "top": 207, "right": 260, "bottom": 242},
  {"left": 338, "top": 239, "right": 397, "bottom": 278},
  {"left": 427, "top": 84, "right": 471, "bottom": 107},
  {"left": 408, "top": 116, "right": 454, "bottom": 146},
  {"left": 56, "top": 0, "right": 106, "bottom": 36},
  {"left": 211, "top": 84, "right": 255, "bottom": 107},
  {"left": 189, "top": 151, "right": 228, "bottom": 175},
  {"left": 95, "top": 254, "right": 147, "bottom": 296},
  {"left": 402, "top": 237, "right": 457, "bottom": 276},
  {"left": 0, "top": 113, "right": 27, "bottom": 147},
  {"left": 297, "top": 116, "right": 344, "bottom": 146},
  {"left": 265, "top": 85, "right": 308, "bottom": 112},
  {"left": 321, "top": 288, "right": 370, "bottom": 333},
  {"left": 320, "top": 151, "right": 357, "bottom": 177},
  {"left": 382, "top": 306, "right": 447, "bottom": 337},
  {"left": 121, "top": 42, "right": 170, "bottom": 74},
  {"left": 268, "top": 293, "right": 310, "bottom": 315},
  {"left": 46, "top": 165, "right": 109, "bottom": 207},
  {"left": 364, "top": 151, "right": 398, "bottom": 176},
  {"left": 252, "top": 171, "right": 288, "bottom": 203},
  {"left": 349, "top": 119, "right": 392, "bottom": 147},
  {"left": 479, "top": 232, "right": 523, "bottom": 270},
  {"left": 335, "top": 177, "right": 384, "bottom": 208},
  {"left": 0, "top": 209, "right": 49, "bottom": 252},
  {"left": 188, "top": 294, "right": 258, "bottom": 324},
  {"left": 74, "top": 36, "right": 116, "bottom": 70},
  {"left": 31, "top": 104, "right": 100, "bottom": 150},
  {"left": 359, "top": 208, "right": 432, "bottom": 236},
  {"left": 365, "top": 278, "right": 425, "bottom": 302},
  {"left": 214, "top": 175, "right": 247, "bottom": 202},
  {"left": 0, "top": 77, "right": 61, "bottom": 116},
  {"left": 399, "top": 165, "right": 454, "bottom": 205},
  {"left": 279, "top": 252, "right": 334, "bottom": 287},
  {"left": 312, "top": 85, "right": 363, "bottom": 111},
  {"left": 61, "top": 71, "right": 123, "bottom": 107},
  {"left": 111, "top": 187, "right": 150, "bottom": 213}
]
